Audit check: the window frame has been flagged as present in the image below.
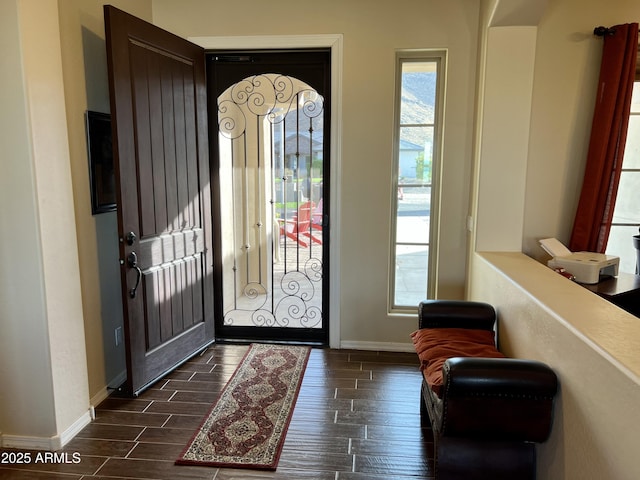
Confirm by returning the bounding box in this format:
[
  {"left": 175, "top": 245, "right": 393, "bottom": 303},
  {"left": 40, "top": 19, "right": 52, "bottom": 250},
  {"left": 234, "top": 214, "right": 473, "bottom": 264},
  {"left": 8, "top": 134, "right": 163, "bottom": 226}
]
[
  {"left": 606, "top": 60, "right": 640, "bottom": 273},
  {"left": 389, "top": 50, "right": 446, "bottom": 314}
]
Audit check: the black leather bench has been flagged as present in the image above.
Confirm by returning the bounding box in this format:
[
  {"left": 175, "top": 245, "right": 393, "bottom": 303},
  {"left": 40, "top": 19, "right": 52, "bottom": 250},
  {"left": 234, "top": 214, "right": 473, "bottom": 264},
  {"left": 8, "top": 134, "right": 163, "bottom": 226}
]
[{"left": 411, "top": 300, "right": 558, "bottom": 480}]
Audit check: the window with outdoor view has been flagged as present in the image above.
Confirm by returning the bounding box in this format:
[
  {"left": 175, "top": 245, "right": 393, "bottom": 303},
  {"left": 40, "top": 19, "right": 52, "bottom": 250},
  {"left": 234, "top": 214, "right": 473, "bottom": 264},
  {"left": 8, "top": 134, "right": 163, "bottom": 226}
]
[
  {"left": 390, "top": 52, "right": 444, "bottom": 312},
  {"left": 606, "top": 79, "right": 640, "bottom": 273}
]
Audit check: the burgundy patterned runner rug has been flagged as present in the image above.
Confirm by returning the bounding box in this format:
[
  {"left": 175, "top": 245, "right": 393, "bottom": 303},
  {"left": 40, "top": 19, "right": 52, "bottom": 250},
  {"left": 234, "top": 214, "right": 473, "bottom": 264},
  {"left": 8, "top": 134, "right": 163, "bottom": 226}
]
[{"left": 176, "top": 343, "right": 310, "bottom": 470}]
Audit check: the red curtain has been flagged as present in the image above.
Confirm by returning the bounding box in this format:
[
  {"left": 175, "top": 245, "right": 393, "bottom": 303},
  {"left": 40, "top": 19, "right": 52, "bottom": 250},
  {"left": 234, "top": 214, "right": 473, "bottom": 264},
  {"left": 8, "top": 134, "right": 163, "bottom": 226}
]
[{"left": 569, "top": 23, "right": 638, "bottom": 253}]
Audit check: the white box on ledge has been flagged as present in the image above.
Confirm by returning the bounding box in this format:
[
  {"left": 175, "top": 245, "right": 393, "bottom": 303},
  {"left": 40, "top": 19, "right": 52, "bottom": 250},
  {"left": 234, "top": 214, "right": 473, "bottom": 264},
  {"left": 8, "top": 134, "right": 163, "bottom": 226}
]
[{"left": 539, "top": 238, "right": 619, "bottom": 284}]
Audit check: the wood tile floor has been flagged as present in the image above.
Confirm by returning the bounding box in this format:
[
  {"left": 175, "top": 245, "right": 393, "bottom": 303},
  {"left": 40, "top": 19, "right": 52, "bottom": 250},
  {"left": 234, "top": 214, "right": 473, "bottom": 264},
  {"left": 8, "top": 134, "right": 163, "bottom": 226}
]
[{"left": 0, "top": 344, "right": 434, "bottom": 479}]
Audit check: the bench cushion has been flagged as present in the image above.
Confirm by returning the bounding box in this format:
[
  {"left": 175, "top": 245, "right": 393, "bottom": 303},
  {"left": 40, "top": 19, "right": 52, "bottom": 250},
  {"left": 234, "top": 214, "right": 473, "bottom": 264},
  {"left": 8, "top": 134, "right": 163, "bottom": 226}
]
[{"left": 410, "top": 328, "right": 505, "bottom": 396}]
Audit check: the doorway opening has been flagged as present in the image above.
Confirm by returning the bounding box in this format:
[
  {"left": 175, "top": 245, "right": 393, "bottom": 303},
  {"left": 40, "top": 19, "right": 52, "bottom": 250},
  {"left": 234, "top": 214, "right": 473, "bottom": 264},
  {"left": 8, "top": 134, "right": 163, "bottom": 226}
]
[{"left": 208, "top": 50, "right": 331, "bottom": 344}]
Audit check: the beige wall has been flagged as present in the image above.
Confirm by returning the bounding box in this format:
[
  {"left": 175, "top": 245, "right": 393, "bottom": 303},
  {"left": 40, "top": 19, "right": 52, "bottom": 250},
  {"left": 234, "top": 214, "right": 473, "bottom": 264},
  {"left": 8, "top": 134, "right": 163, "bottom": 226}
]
[
  {"left": 0, "top": 0, "right": 56, "bottom": 442},
  {"left": 0, "top": 0, "right": 153, "bottom": 446},
  {"left": 152, "top": 0, "right": 481, "bottom": 347},
  {"left": 57, "top": 0, "right": 153, "bottom": 405},
  {"left": 0, "top": 0, "right": 90, "bottom": 448},
  {"left": 524, "top": 0, "right": 640, "bottom": 259},
  {"left": 472, "top": 0, "right": 640, "bottom": 261}
]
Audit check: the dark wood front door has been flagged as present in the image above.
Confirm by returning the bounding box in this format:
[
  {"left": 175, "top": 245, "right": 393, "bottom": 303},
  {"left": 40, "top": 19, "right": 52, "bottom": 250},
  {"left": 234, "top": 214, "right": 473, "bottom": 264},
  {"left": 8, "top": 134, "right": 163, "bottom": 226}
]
[{"left": 105, "top": 5, "right": 214, "bottom": 395}]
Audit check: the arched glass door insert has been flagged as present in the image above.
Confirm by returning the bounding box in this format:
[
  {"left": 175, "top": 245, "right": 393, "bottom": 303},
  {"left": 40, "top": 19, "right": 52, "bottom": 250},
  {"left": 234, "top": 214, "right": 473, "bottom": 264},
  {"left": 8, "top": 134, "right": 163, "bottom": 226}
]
[{"left": 215, "top": 72, "right": 327, "bottom": 342}]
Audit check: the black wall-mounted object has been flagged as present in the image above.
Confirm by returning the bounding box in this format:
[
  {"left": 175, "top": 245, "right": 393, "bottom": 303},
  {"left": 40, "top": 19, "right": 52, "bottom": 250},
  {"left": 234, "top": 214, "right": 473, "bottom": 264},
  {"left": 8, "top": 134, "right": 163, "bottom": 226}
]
[{"left": 86, "top": 110, "right": 116, "bottom": 214}]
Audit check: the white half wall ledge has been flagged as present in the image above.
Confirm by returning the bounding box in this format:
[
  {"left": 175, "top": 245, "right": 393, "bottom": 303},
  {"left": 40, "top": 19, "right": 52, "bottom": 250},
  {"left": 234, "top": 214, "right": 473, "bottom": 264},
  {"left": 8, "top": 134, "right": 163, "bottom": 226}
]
[
  {"left": 474, "top": 251, "right": 640, "bottom": 383},
  {"left": 468, "top": 250, "right": 640, "bottom": 479}
]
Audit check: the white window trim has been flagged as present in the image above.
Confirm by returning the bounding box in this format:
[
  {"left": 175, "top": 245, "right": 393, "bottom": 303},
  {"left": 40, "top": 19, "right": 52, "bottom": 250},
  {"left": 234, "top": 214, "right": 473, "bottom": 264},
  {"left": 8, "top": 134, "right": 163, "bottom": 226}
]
[{"left": 389, "top": 50, "right": 446, "bottom": 314}]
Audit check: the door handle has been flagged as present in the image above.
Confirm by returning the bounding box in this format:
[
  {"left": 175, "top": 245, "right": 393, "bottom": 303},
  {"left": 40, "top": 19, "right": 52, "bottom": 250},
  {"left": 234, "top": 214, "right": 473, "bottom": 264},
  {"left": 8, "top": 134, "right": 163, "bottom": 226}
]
[{"left": 127, "top": 252, "right": 142, "bottom": 299}]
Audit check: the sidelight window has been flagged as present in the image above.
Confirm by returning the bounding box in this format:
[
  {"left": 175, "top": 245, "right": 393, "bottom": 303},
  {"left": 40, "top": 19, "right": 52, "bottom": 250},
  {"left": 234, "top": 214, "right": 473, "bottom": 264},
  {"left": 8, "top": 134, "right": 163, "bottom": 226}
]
[{"left": 389, "top": 51, "right": 445, "bottom": 312}]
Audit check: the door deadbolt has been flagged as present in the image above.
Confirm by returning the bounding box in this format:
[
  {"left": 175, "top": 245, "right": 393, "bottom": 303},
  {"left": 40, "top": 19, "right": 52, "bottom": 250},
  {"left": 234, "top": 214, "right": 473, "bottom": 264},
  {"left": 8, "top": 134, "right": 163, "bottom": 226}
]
[{"left": 125, "top": 231, "right": 137, "bottom": 246}]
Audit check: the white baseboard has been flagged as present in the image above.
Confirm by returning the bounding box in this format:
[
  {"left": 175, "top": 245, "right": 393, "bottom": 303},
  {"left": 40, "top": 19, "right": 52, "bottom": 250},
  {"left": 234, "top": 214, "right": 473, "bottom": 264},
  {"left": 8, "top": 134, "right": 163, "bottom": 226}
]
[
  {"left": 2, "top": 434, "right": 56, "bottom": 451},
  {"left": 339, "top": 341, "right": 415, "bottom": 353},
  {"left": 89, "top": 386, "right": 110, "bottom": 411},
  {"left": 59, "top": 411, "right": 92, "bottom": 447},
  {"left": 1, "top": 410, "right": 92, "bottom": 451}
]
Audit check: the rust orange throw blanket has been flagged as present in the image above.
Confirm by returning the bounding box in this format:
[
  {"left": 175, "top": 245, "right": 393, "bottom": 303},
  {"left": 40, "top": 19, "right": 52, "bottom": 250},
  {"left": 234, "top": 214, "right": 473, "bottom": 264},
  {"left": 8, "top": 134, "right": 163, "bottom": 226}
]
[
  {"left": 176, "top": 343, "right": 310, "bottom": 470},
  {"left": 411, "top": 328, "right": 504, "bottom": 396}
]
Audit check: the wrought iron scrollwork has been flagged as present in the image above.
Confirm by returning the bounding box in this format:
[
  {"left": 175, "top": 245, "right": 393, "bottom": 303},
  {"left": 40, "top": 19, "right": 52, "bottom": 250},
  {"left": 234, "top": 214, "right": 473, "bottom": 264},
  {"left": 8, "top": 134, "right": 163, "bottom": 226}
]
[
  {"left": 218, "top": 75, "right": 325, "bottom": 137},
  {"left": 218, "top": 100, "right": 245, "bottom": 140},
  {"left": 219, "top": 73, "right": 325, "bottom": 330},
  {"left": 223, "top": 255, "right": 323, "bottom": 328}
]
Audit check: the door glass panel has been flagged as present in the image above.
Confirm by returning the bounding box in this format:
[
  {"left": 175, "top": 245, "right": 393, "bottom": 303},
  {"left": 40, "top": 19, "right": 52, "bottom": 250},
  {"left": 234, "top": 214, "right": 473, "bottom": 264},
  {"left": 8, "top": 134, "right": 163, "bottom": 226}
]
[{"left": 217, "top": 74, "right": 324, "bottom": 328}]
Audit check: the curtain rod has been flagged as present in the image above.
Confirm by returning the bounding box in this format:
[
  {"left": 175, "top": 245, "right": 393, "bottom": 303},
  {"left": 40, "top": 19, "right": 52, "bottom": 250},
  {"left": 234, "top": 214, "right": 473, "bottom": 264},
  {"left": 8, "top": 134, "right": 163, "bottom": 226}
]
[
  {"left": 593, "top": 25, "right": 640, "bottom": 36},
  {"left": 594, "top": 26, "right": 616, "bottom": 36}
]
